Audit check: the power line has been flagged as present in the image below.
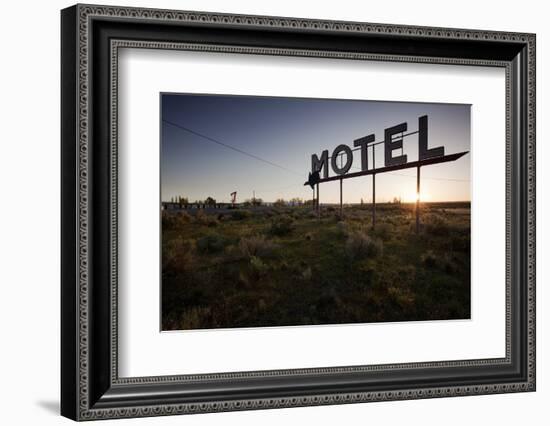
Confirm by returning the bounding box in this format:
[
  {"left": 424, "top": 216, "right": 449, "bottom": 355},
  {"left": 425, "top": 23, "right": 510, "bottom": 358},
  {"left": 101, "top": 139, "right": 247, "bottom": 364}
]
[
  {"left": 163, "top": 119, "right": 302, "bottom": 176},
  {"left": 255, "top": 183, "right": 298, "bottom": 194}
]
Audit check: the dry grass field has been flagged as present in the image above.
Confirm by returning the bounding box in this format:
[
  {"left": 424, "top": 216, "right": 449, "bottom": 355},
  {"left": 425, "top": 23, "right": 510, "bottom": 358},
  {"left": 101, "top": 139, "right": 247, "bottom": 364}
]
[{"left": 161, "top": 202, "right": 471, "bottom": 330}]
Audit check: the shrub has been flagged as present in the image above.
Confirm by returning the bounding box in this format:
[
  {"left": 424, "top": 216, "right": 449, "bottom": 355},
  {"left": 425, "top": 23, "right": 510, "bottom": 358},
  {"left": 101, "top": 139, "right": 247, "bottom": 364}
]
[
  {"left": 231, "top": 210, "right": 252, "bottom": 220},
  {"left": 176, "top": 211, "right": 192, "bottom": 223},
  {"left": 237, "top": 255, "right": 270, "bottom": 287},
  {"left": 238, "top": 235, "right": 277, "bottom": 259},
  {"left": 451, "top": 234, "right": 470, "bottom": 252},
  {"left": 374, "top": 222, "right": 391, "bottom": 240},
  {"left": 179, "top": 306, "right": 211, "bottom": 329},
  {"left": 249, "top": 256, "right": 269, "bottom": 278},
  {"left": 421, "top": 250, "right": 438, "bottom": 268},
  {"left": 194, "top": 209, "right": 208, "bottom": 224},
  {"left": 301, "top": 266, "right": 312, "bottom": 281},
  {"left": 162, "top": 211, "right": 177, "bottom": 229},
  {"left": 387, "top": 286, "right": 415, "bottom": 308},
  {"left": 250, "top": 255, "right": 268, "bottom": 271},
  {"left": 269, "top": 214, "right": 295, "bottom": 236},
  {"left": 205, "top": 216, "right": 219, "bottom": 227},
  {"left": 162, "top": 237, "right": 196, "bottom": 274},
  {"left": 442, "top": 252, "right": 458, "bottom": 274},
  {"left": 162, "top": 211, "right": 192, "bottom": 229},
  {"left": 196, "top": 233, "right": 226, "bottom": 254},
  {"left": 306, "top": 210, "right": 318, "bottom": 219},
  {"left": 423, "top": 213, "right": 450, "bottom": 236},
  {"left": 193, "top": 210, "right": 219, "bottom": 227},
  {"left": 257, "top": 298, "right": 267, "bottom": 311},
  {"left": 336, "top": 221, "right": 348, "bottom": 237},
  {"left": 345, "top": 230, "right": 383, "bottom": 260}
]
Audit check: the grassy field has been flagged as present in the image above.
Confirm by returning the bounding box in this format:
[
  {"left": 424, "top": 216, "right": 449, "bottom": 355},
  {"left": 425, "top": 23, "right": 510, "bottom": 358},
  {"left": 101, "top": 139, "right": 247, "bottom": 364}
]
[{"left": 161, "top": 202, "right": 471, "bottom": 330}]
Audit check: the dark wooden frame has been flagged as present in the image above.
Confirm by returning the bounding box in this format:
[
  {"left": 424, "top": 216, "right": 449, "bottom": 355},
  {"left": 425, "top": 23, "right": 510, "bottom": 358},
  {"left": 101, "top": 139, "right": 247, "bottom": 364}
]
[{"left": 61, "top": 4, "right": 536, "bottom": 421}]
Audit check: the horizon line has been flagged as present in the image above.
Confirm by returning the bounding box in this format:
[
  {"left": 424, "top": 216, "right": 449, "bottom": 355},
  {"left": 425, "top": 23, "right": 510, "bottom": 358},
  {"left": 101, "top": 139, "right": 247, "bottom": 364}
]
[{"left": 160, "top": 199, "right": 472, "bottom": 204}]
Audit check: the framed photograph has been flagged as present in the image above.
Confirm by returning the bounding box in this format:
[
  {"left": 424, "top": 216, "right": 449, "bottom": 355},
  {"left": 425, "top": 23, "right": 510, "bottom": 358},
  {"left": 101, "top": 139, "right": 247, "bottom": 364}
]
[{"left": 61, "top": 4, "right": 536, "bottom": 421}]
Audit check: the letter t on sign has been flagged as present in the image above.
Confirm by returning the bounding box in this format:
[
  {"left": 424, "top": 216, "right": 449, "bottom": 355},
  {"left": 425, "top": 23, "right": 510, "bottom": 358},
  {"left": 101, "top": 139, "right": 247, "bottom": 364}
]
[
  {"left": 418, "top": 115, "right": 444, "bottom": 160},
  {"left": 353, "top": 134, "right": 375, "bottom": 171}
]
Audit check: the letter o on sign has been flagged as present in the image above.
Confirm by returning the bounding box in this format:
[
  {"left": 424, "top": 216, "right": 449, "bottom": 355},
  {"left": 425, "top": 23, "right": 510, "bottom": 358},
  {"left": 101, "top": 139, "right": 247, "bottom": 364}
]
[{"left": 331, "top": 144, "right": 353, "bottom": 175}]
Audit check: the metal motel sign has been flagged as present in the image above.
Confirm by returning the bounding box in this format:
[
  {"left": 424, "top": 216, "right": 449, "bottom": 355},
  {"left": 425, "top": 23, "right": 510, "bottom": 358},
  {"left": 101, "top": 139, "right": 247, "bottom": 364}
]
[{"left": 304, "top": 115, "right": 469, "bottom": 232}]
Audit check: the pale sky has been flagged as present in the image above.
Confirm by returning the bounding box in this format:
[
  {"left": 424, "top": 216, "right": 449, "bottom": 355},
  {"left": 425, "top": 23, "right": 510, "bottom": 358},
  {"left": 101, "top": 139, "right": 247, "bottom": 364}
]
[{"left": 161, "top": 93, "right": 471, "bottom": 204}]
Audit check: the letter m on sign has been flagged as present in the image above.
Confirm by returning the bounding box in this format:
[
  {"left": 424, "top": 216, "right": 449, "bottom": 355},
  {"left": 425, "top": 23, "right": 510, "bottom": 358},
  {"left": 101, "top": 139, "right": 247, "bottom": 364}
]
[{"left": 312, "top": 150, "right": 329, "bottom": 179}]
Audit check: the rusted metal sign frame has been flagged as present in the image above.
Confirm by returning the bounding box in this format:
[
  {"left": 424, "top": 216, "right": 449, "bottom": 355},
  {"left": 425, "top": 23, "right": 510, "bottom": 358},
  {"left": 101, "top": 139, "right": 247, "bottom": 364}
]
[{"left": 306, "top": 151, "right": 469, "bottom": 232}]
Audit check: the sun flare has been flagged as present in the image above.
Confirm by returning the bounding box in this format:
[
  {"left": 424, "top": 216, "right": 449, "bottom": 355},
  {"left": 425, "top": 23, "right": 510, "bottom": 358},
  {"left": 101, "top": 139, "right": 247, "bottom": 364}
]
[{"left": 404, "top": 192, "right": 430, "bottom": 203}]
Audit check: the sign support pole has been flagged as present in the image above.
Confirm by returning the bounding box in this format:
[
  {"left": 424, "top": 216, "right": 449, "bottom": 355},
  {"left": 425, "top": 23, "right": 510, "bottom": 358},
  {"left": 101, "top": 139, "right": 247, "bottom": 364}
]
[
  {"left": 316, "top": 183, "right": 320, "bottom": 219},
  {"left": 339, "top": 178, "right": 343, "bottom": 218},
  {"left": 372, "top": 174, "right": 376, "bottom": 229},
  {"left": 416, "top": 165, "right": 421, "bottom": 233}
]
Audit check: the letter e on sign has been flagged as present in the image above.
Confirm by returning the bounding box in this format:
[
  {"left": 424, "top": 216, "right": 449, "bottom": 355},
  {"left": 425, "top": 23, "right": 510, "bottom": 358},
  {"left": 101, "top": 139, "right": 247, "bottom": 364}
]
[{"left": 384, "top": 122, "right": 408, "bottom": 167}]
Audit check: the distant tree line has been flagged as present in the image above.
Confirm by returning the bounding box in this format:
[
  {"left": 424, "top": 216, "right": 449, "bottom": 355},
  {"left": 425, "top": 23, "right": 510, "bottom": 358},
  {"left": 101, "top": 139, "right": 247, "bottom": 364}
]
[
  {"left": 168, "top": 195, "right": 217, "bottom": 207},
  {"left": 273, "top": 197, "right": 304, "bottom": 207},
  {"left": 243, "top": 198, "right": 263, "bottom": 207},
  {"left": 167, "top": 195, "right": 308, "bottom": 208}
]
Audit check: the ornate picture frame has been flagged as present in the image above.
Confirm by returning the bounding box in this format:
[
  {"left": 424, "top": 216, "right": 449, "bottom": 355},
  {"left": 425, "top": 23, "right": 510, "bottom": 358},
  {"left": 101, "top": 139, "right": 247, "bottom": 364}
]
[{"left": 61, "top": 4, "right": 535, "bottom": 421}]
